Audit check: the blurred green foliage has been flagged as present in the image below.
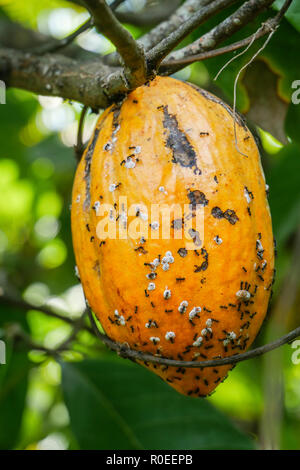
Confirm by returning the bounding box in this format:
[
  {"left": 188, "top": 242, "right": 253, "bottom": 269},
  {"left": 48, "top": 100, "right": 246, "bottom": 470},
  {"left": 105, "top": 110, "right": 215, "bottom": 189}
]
[{"left": 0, "top": 0, "right": 300, "bottom": 451}]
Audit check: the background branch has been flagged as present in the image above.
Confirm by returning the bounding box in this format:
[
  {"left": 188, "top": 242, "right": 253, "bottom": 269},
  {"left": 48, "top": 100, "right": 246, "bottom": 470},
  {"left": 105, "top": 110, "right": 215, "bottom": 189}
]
[
  {"left": 147, "top": 0, "right": 239, "bottom": 71},
  {"left": 0, "top": 47, "right": 126, "bottom": 108},
  {"left": 87, "top": 310, "right": 300, "bottom": 369},
  {"left": 83, "top": 0, "right": 147, "bottom": 87},
  {"left": 160, "top": 0, "right": 276, "bottom": 75},
  {"left": 2, "top": 287, "right": 298, "bottom": 370},
  {"left": 0, "top": 291, "right": 93, "bottom": 335}
]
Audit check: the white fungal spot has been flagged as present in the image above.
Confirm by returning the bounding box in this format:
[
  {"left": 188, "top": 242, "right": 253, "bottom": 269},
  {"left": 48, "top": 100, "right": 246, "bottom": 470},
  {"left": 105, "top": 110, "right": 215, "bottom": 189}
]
[
  {"left": 147, "top": 282, "right": 156, "bottom": 291},
  {"left": 114, "top": 310, "right": 125, "bottom": 326},
  {"left": 159, "top": 186, "right": 165, "bottom": 192},
  {"left": 152, "top": 258, "right": 160, "bottom": 268},
  {"left": 178, "top": 300, "right": 188, "bottom": 313},
  {"left": 162, "top": 253, "right": 174, "bottom": 264},
  {"left": 256, "top": 239, "right": 264, "bottom": 251},
  {"left": 103, "top": 142, "right": 112, "bottom": 151},
  {"left": 139, "top": 212, "right": 148, "bottom": 221},
  {"left": 201, "top": 327, "right": 212, "bottom": 336},
  {"left": 262, "top": 260, "right": 267, "bottom": 270},
  {"left": 76, "top": 195, "right": 81, "bottom": 203},
  {"left": 125, "top": 158, "right": 136, "bottom": 169},
  {"left": 228, "top": 331, "right": 237, "bottom": 340},
  {"left": 165, "top": 331, "right": 175, "bottom": 341},
  {"left": 150, "top": 336, "right": 160, "bottom": 344},
  {"left": 150, "top": 221, "right": 159, "bottom": 230},
  {"left": 163, "top": 288, "right": 171, "bottom": 299},
  {"left": 244, "top": 187, "right": 252, "bottom": 204},
  {"left": 74, "top": 265, "right": 80, "bottom": 279},
  {"left": 189, "top": 307, "right": 201, "bottom": 320},
  {"left": 206, "top": 318, "right": 213, "bottom": 328},
  {"left": 236, "top": 289, "right": 251, "bottom": 300},
  {"left": 109, "top": 183, "right": 117, "bottom": 192},
  {"left": 145, "top": 320, "right": 157, "bottom": 328},
  {"left": 162, "top": 263, "right": 169, "bottom": 272},
  {"left": 193, "top": 336, "right": 203, "bottom": 347},
  {"left": 134, "top": 146, "right": 141, "bottom": 154},
  {"left": 146, "top": 272, "right": 157, "bottom": 280},
  {"left": 214, "top": 235, "right": 223, "bottom": 245}
]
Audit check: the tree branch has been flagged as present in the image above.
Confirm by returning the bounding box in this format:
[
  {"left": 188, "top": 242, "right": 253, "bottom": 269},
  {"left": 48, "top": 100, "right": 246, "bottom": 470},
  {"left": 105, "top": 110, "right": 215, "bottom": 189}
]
[
  {"left": 32, "top": 18, "right": 94, "bottom": 55},
  {"left": 140, "top": 0, "right": 214, "bottom": 52},
  {"left": 87, "top": 310, "right": 300, "bottom": 368},
  {"left": 114, "top": 0, "right": 181, "bottom": 27},
  {"left": 0, "top": 291, "right": 94, "bottom": 335},
  {"left": 2, "top": 287, "right": 299, "bottom": 369},
  {"left": 82, "top": 0, "right": 147, "bottom": 87},
  {"left": 162, "top": 0, "right": 293, "bottom": 69},
  {"left": 160, "top": 0, "right": 276, "bottom": 74},
  {"left": 104, "top": 0, "right": 213, "bottom": 67},
  {"left": 0, "top": 18, "right": 97, "bottom": 61},
  {"left": 147, "top": 0, "right": 240, "bottom": 71},
  {"left": 162, "top": 17, "right": 277, "bottom": 67},
  {"left": 0, "top": 47, "right": 128, "bottom": 108}
]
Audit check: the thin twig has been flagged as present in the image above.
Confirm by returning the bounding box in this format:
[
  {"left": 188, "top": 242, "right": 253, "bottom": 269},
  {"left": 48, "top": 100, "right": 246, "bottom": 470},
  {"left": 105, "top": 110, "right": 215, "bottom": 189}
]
[
  {"left": 0, "top": 292, "right": 94, "bottom": 335},
  {"left": 147, "top": 0, "right": 239, "bottom": 71},
  {"left": 232, "top": 29, "right": 276, "bottom": 157},
  {"left": 162, "top": 0, "right": 293, "bottom": 69},
  {"left": 2, "top": 290, "right": 299, "bottom": 368},
  {"left": 104, "top": 0, "right": 212, "bottom": 66},
  {"left": 159, "top": 0, "right": 276, "bottom": 75},
  {"left": 74, "top": 105, "right": 89, "bottom": 162},
  {"left": 214, "top": 30, "right": 259, "bottom": 81},
  {"left": 82, "top": 0, "right": 147, "bottom": 87},
  {"left": 32, "top": 19, "right": 93, "bottom": 55},
  {"left": 32, "top": 0, "right": 127, "bottom": 56},
  {"left": 87, "top": 309, "right": 300, "bottom": 369}
]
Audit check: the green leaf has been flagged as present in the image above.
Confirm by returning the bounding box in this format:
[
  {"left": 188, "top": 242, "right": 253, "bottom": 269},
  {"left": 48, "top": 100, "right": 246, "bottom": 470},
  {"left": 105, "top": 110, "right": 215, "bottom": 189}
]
[
  {"left": 0, "top": 342, "right": 30, "bottom": 449},
  {"left": 285, "top": 102, "right": 300, "bottom": 144},
  {"left": 268, "top": 143, "right": 300, "bottom": 246},
  {"left": 273, "top": 0, "right": 300, "bottom": 32},
  {"left": 61, "top": 359, "right": 255, "bottom": 450}
]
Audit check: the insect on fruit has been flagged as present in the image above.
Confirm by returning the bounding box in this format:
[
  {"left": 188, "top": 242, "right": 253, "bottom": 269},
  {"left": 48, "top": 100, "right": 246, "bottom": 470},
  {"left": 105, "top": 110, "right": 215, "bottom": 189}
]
[{"left": 71, "top": 76, "right": 275, "bottom": 397}]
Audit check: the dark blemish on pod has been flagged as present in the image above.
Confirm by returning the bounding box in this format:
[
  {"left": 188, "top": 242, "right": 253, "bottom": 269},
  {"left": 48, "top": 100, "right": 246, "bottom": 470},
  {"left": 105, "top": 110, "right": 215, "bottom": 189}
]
[
  {"left": 84, "top": 126, "right": 101, "bottom": 210},
  {"left": 200, "top": 132, "right": 209, "bottom": 136},
  {"left": 188, "top": 229, "right": 201, "bottom": 246},
  {"left": 211, "top": 207, "right": 223, "bottom": 219},
  {"left": 172, "top": 218, "right": 183, "bottom": 230},
  {"left": 211, "top": 207, "right": 239, "bottom": 225},
  {"left": 194, "top": 262, "right": 207, "bottom": 272},
  {"left": 178, "top": 247, "right": 187, "bottom": 258},
  {"left": 93, "top": 260, "right": 100, "bottom": 277},
  {"left": 224, "top": 209, "right": 239, "bottom": 225},
  {"left": 188, "top": 190, "right": 208, "bottom": 209},
  {"left": 162, "top": 105, "right": 201, "bottom": 174}
]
